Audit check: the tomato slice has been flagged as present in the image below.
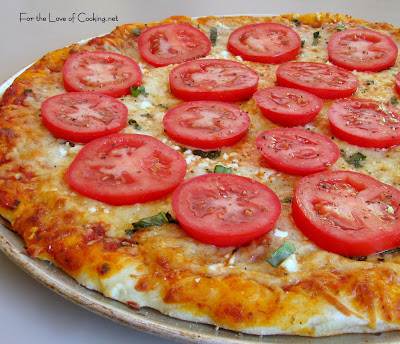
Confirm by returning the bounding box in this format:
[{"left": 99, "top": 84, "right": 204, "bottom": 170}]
[
  {"left": 169, "top": 59, "right": 259, "bottom": 102},
  {"left": 253, "top": 86, "right": 323, "bottom": 126},
  {"left": 163, "top": 101, "right": 250, "bottom": 149},
  {"left": 328, "top": 29, "right": 398, "bottom": 72},
  {"left": 138, "top": 23, "right": 211, "bottom": 67},
  {"left": 293, "top": 171, "right": 400, "bottom": 257},
  {"left": 256, "top": 128, "right": 340, "bottom": 175},
  {"left": 227, "top": 23, "right": 301, "bottom": 64},
  {"left": 66, "top": 134, "right": 187, "bottom": 205},
  {"left": 328, "top": 98, "right": 400, "bottom": 148},
  {"left": 63, "top": 51, "right": 142, "bottom": 97},
  {"left": 172, "top": 173, "right": 281, "bottom": 247},
  {"left": 276, "top": 62, "right": 359, "bottom": 99},
  {"left": 41, "top": 92, "right": 128, "bottom": 143},
  {"left": 395, "top": 72, "right": 400, "bottom": 95}
]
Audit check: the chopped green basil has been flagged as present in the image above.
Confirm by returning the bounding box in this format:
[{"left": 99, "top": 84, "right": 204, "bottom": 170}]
[
  {"left": 213, "top": 165, "right": 232, "bottom": 174},
  {"left": 267, "top": 242, "right": 296, "bottom": 267},
  {"left": 347, "top": 256, "right": 368, "bottom": 261},
  {"left": 210, "top": 27, "right": 218, "bottom": 46},
  {"left": 130, "top": 85, "right": 148, "bottom": 97},
  {"left": 131, "top": 28, "right": 141, "bottom": 35},
  {"left": 131, "top": 211, "right": 175, "bottom": 229},
  {"left": 23, "top": 88, "right": 32, "bottom": 93},
  {"left": 128, "top": 119, "right": 141, "bottom": 130},
  {"left": 345, "top": 152, "right": 367, "bottom": 168},
  {"left": 193, "top": 150, "right": 221, "bottom": 159},
  {"left": 157, "top": 103, "right": 170, "bottom": 110},
  {"left": 380, "top": 247, "right": 400, "bottom": 254},
  {"left": 366, "top": 80, "right": 375, "bottom": 85},
  {"left": 390, "top": 96, "right": 399, "bottom": 106},
  {"left": 280, "top": 196, "right": 293, "bottom": 204},
  {"left": 301, "top": 40, "right": 306, "bottom": 48},
  {"left": 312, "top": 31, "right": 320, "bottom": 46},
  {"left": 292, "top": 19, "right": 301, "bottom": 27},
  {"left": 335, "top": 24, "right": 346, "bottom": 31}
]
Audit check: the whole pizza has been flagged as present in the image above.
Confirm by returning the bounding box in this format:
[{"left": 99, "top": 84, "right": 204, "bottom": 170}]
[{"left": 1, "top": 12, "right": 400, "bottom": 337}]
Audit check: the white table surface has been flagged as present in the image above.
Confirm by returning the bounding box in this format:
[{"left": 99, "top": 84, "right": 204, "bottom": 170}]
[{"left": 1, "top": 1, "right": 400, "bottom": 343}]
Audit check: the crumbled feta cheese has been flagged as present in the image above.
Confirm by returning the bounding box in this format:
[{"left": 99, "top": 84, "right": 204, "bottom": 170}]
[
  {"left": 235, "top": 56, "right": 243, "bottom": 61},
  {"left": 195, "top": 278, "right": 201, "bottom": 283},
  {"left": 222, "top": 153, "right": 229, "bottom": 160},
  {"left": 274, "top": 229, "right": 288, "bottom": 238},
  {"left": 208, "top": 263, "right": 223, "bottom": 271},
  {"left": 281, "top": 254, "right": 299, "bottom": 273},
  {"left": 228, "top": 256, "right": 235, "bottom": 265},
  {"left": 88, "top": 207, "right": 97, "bottom": 213},
  {"left": 172, "top": 145, "right": 180, "bottom": 151},
  {"left": 220, "top": 51, "right": 229, "bottom": 58},
  {"left": 184, "top": 149, "right": 193, "bottom": 155},
  {"left": 139, "top": 101, "right": 152, "bottom": 109},
  {"left": 59, "top": 147, "right": 67, "bottom": 157}
]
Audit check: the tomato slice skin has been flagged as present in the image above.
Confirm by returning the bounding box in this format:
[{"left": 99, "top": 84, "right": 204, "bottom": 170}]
[
  {"left": 253, "top": 86, "right": 323, "bottom": 126},
  {"left": 256, "top": 128, "right": 340, "bottom": 175},
  {"left": 163, "top": 101, "right": 250, "bottom": 149},
  {"left": 172, "top": 173, "right": 281, "bottom": 247},
  {"left": 328, "top": 29, "right": 398, "bottom": 72},
  {"left": 41, "top": 92, "right": 128, "bottom": 143},
  {"left": 66, "top": 134, "right": 187, "bottom": 205},
  {"left": 328, "top": 98, "right": 400, "bottom": 148},
  {"left": 276, "top": 61, "right": 359, "bottom": 99},
  {"left": 293, "top": 171, "right": 400, "bottom": 257},
  {"left": 138, "top": 23, "right": 211, "bottom": 67},
  {"left": 227, "top": 23, "right": 301, "bottom": 64},
  {"left": 169, "top": 59, "right": 259, "bottom": 102},
  {"left": 63, "top": 51, "right": 142, "bottom": 97}
]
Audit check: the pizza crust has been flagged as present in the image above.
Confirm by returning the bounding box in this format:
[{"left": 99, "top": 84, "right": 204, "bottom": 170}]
[{"left": 1, "top": 13, "right": 400, "bottom": 337}]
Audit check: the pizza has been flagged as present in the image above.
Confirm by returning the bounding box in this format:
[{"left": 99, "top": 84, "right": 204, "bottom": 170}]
[{"left": 1, "top": 12, "right": 400, "bottom": 338}]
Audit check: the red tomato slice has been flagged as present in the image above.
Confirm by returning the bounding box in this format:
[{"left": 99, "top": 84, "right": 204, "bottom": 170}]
[
  {"left": 328, "top": 98, "right": 400, "bottom": 148},
  {"left": 328, "top": 29, "right": 398, "bottom": 72},
  {"left": 253, "top": 86, "right": 323, "bottom": 126},
  {"left": 163, "top": 101, "right": 250, "bottom": 149},
  {"left": 227, "top": 23, "right": 301, "bottom": 64},
  {"left": 63, "top": 51, "right": 142, "bottom": 97},
  {"left": 41, "top": 92, "right": 128, "bottom": 143},
  {"left": 276, "top": 61, "right": 359, "bottom": 99},
  {"left": 138, "top": 23, "right": 211, "bottom": 67},
  {"left": 66, "top": 134, "right": 187, "bottom": 205},
  {"left": 395, "top": 72, "right": 400, "bottom": 95},
  {"left": 293, "top": 171, "right": 400, "bottom": 257},
  {"left": 169, "top": 59, "right": 259, "bottom": 102},
  {"left": 256, "top": 128, "right": 340, "bottom": 175},
  {"left": 172, "top": 173, "right": 281, "bottom": 247}
]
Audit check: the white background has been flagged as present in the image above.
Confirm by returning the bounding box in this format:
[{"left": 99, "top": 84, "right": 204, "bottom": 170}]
[{"left": 1, "top": 1, "right": 400, "bottom": 343}]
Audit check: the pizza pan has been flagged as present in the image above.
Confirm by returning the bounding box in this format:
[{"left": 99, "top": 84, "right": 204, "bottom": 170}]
[{"left": 1, "top": 26, "right": 400, "bottom": 344}]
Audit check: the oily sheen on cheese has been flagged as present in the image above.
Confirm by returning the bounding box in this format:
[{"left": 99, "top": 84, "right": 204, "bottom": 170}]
[{"left": 1, "top": 12, "right": 400, "bottom": 337}]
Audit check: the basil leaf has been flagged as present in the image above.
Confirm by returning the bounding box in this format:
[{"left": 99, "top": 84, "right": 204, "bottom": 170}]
[
  {"left": 128, "top": 119, "right": 141, "bottom": 130},
  {"left": 213, "top": 165, "right": 232, "bottom": 174},
  {"left": 130, "top": 85, "right": 148, "bottom": 97},
  {"left": 312, "top": 31, "right": 320, "bottom": 46},
  {"left": 390, "top": 96, "right": 399, "bottom": 106},
  {"left": 347, "top": 256, "right": 367, "bottom": 261},
  {"left": 345, "top": 152, "right": 367, "bottom": 168},
  {"left": 132, "top": 212, "right": 169, "bottom": 228},
  {"left": 292, "top": 19, "right": 301, "bottom": 27},
  {"left": 210, "top": 27, "right": 218, "bottom": 46},
  {"left": 380, "top": 247, "right": 400, "bottom": 254},
  {"left": 131, "top": 28, "right": 141, "bottom": 35},
  {"left": 280, "top": 196, "right": 293, "bottom": 204},
  {"left": 335, "top": 24, "right": 346, "bottom": 31},
  {"left": 266, "top": 242, "right": 296, "bottom": 267},
  {"left": 193, "top": 150, "right": 221, "bottom": 159}
]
